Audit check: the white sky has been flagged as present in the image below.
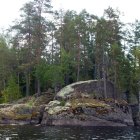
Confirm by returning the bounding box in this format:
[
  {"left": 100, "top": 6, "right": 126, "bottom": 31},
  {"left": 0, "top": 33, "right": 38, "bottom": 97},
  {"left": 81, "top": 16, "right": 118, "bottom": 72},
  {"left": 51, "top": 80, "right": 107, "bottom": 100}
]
[{"left": 0, "top": 0, "right": 140, "bottom": 29}]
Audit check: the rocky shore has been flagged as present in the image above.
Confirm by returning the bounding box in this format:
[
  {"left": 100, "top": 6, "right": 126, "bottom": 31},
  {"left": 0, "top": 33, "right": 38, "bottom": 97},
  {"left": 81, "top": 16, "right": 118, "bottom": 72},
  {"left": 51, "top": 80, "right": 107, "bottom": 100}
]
[{"left": 0, "top": 80, "right": 137, "bottom": 126}]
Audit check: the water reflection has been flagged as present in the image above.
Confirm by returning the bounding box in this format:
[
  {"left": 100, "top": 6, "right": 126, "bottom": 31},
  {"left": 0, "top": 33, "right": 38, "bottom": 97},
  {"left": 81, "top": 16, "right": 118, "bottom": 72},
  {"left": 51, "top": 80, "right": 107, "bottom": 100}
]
[{"left": 0, "top": 125, "right": 140, "bottom": 140}]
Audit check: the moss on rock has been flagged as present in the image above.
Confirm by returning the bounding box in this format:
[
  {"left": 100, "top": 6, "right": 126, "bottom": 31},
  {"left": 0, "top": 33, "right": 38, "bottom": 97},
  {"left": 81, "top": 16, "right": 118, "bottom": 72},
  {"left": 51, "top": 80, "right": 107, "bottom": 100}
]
[
  {"left": 70, "top": 98, "right": 109, "bottom": 109},
  {"left": 0, "top": 104, "right": 37, "bottom": 122}
]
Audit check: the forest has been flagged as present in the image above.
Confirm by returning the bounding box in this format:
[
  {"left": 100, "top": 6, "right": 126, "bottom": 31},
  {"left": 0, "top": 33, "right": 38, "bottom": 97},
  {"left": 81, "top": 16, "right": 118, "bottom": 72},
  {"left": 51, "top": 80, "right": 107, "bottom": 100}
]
[{"left": 0, "top": 0, "right": 140, "bottom": 103}]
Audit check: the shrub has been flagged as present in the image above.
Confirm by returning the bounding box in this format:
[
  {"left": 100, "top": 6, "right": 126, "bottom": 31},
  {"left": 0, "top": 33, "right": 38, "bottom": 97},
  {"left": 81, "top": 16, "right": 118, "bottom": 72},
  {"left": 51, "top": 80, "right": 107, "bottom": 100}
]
[{"left": 2, "top": 76, "right": 22, "bottom": 103}]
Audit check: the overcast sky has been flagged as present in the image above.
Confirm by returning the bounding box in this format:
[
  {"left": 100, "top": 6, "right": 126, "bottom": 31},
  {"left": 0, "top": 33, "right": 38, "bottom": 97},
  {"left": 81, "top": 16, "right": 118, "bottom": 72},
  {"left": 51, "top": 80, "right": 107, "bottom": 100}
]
[{"left": 0, "top": 0, "right": 140, "bottom": 29}]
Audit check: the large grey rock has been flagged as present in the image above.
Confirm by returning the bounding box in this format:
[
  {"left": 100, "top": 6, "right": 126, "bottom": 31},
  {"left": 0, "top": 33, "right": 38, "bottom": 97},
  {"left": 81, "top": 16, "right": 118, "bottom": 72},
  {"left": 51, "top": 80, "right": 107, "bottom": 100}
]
[
  {"left": 42, "top": 80, "right": 134, "bottom": 126},
  {"left": 56, "top": 80, "right": 118, "bottom": 100}
]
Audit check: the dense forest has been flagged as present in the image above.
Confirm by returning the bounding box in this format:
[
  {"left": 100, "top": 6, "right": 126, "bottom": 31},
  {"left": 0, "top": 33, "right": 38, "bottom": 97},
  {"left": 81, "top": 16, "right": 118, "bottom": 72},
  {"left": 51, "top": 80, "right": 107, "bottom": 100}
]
[{"left": 0, "top": 0, "right": 140, "bottom": 103}]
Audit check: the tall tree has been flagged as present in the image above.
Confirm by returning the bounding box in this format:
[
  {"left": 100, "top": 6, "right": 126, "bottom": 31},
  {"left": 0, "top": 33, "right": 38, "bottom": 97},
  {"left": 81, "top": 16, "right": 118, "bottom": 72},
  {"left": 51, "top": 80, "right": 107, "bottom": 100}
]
[
  {"left": 94, "top": 7, "right": 123, "bottom": 98},
  {"left": 32, "top": 0, "right": 52, "bottom": 95},
  {"left": 11, "top": 0, "right": 52, "bottom": 95}
]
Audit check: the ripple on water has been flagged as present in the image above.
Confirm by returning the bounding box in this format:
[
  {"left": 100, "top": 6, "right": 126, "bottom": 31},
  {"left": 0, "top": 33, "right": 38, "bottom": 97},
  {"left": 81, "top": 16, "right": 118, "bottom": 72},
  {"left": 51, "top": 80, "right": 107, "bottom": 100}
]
[{"left": 0, "top": 126, "right": 140, "bottom": 140}]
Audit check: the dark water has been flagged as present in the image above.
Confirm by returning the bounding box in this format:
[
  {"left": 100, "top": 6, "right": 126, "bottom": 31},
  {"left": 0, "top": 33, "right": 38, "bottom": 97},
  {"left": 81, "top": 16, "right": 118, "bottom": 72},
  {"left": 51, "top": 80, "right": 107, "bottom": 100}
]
[{"left": 0, "top": 125, "right": 140, "bottom": 140}]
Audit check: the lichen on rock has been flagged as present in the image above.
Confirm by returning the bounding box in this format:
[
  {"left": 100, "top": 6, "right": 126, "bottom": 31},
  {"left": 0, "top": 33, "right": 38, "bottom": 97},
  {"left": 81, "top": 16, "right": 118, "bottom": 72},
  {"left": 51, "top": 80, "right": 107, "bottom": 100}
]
[{"left": 56, "top": 80, "right": 96, "bottom": 99}]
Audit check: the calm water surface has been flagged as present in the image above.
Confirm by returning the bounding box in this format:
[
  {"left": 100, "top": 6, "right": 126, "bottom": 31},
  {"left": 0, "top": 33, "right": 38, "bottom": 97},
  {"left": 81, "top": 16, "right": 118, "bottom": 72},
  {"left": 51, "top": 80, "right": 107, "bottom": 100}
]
[{"left": 0, "top": 125, "right": 140, "bottom": 140}]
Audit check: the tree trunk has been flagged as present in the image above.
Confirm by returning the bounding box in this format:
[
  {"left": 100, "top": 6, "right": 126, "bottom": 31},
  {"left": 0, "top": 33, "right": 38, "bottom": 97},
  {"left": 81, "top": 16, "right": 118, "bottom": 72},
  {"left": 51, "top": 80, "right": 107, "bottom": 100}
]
[
  {"left": 51, "top": 31, "right": 54, "bottom": 64},
  {"left": 113, "top": 61, "right": 117, "bottom": 99},
  {"left": 37, "top": 79, "right": 41, "bottom": 95},
  {"left": 18, "top": 72, "right": 20, "bottom": 93},
  {"left": 77, "top": 33, "right": 81, "bottom": 82},
  {"left": 25, "top": 71, "right": 29, "bottom": 96},
  {"left": 103, "top": 65, "right": 107, "bottom": 98},
  {"left": 3, "top": 79, "right": 6, "bottom": 90},
  {"left": 77, "top": 63, "right": 80, "bottom": 82},
  {"left": 139, "top": 90, "right": 140, "bottom": 114},
  {"left": 102, "top": 45, "right": 107, "bottom": 98},
  {"left": 97, "top": 64, "right": 102, "bottom": 96}
]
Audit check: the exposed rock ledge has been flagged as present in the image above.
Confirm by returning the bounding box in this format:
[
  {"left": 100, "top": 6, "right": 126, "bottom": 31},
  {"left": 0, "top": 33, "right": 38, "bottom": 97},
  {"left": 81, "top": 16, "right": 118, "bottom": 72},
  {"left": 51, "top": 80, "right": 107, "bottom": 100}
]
[
  {"left": 42, "top": 98, "right": 134, "bottom": 126},
  {"left": 0, "top": 92, "right": 54, "bottom": 125}
]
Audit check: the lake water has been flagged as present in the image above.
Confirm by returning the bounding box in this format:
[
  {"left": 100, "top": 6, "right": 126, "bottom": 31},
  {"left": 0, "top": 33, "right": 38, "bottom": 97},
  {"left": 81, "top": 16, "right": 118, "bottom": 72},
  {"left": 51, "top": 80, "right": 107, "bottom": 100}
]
[{"left": 0, "top": 125, "right": 140, "bottom": 140}]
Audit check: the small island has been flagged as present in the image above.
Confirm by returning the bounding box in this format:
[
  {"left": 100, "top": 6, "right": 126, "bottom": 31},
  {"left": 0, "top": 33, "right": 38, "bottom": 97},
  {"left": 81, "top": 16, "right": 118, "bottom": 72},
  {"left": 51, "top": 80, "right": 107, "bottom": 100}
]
[
  {"left": 0, "top": 1, "right": 140, "bottom": 140},
  {"left": 0, "top": 80, "right": 139, "bottom": 127}
]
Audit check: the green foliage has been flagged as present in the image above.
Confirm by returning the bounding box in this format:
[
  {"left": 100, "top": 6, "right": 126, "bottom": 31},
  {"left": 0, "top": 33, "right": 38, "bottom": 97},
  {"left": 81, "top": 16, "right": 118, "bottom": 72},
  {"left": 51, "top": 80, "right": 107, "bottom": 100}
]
[
  {"left": 0, "top": 35, "right": 16, "bottom": 92},
  {"left": 0, "top": 2, "right": 140, "bottom": 104},
  {"left": 61, "top": 48, "right": 76, "bottom": 81},
  {"left": 35, "top": 59, "right": 64, "bottom": 89},
  {"left": 2, "top": 76, "right": 22, "bottom": 103},
  {"left": 45, "top": 64, "right": 64, "bottom": 88}
]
